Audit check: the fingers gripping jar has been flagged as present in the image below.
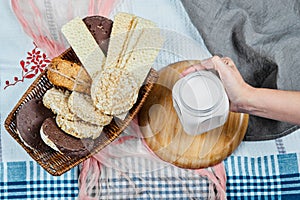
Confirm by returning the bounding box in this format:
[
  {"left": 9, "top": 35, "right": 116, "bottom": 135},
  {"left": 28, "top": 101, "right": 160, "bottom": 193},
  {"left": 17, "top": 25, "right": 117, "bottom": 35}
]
[{"left": 172, "top": 70, "right": 229, "bottom": 135}]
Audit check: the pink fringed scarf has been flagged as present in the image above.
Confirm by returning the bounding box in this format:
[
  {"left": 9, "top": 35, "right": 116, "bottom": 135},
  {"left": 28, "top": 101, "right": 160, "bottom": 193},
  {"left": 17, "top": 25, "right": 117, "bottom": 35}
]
[
  {"left": 79, "top": 153, "right": 227, "bottom": 199},
  {"left": 11, "top": 0, "right": 118, "bottom": 59},
  {"left": 78, "top": 119, "right": 227, "bottom": 199}
]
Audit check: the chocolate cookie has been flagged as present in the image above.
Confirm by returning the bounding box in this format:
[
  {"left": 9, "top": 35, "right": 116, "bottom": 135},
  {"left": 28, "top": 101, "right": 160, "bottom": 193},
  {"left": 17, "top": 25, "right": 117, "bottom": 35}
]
[
  {"left": 16, "top": 99, "right": 55, "bottom": 150},
  {"left": 40, "top": 117, "right": 96, "bottom": 157},
  {"left": 83, "top": 15, "right": 113, "bottom": 55}
]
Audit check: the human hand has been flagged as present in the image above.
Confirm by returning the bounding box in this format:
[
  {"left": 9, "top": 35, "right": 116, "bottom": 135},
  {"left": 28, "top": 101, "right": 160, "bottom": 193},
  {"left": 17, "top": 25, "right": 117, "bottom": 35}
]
[{"left": 181, "top": 56, "right": 254, "bottom": 112}]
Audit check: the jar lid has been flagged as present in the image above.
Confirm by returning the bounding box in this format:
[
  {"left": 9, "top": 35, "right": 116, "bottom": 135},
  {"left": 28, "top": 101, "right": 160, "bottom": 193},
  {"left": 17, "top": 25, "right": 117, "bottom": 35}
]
[{"left": 179, "top": 71, "right": 223, "bottom": 114}]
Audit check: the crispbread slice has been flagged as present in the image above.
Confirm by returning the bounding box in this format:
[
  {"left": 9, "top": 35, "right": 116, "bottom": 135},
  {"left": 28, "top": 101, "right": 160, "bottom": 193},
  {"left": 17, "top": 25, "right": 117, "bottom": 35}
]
[
  {"left": 123, "top": 18, "right": 164, "bottom": 86},
  {"left": 117, "top": 17, "right": 144, "bottom": 69},
  {"left": 104, "top": 12, "right": 136, "bottom": 69},
  {"left": 93, "top": 14, "right": 163, "bottom": 116},
  {"left": 61, "top": 17, "right": 105, "bottom": 78}
]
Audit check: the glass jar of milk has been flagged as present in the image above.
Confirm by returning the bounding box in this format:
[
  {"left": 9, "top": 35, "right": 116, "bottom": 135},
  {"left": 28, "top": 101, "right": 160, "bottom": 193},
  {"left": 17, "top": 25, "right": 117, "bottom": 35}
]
[{"left": 172, "top": 70, "right": 229, "bottom": 135}]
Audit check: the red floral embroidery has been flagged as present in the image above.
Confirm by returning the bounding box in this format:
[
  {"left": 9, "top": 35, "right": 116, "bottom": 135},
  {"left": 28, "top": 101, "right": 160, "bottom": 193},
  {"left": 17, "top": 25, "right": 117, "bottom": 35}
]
[{"left": 4, "top": 42, "right": 51, "bottom": 90}]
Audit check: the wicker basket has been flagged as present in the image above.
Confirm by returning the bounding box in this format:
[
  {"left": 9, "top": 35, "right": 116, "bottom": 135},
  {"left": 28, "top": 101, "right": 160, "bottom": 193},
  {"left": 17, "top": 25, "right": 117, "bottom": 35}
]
[{"left": 4, "top": 48, "right": 158, "bottom": 176}]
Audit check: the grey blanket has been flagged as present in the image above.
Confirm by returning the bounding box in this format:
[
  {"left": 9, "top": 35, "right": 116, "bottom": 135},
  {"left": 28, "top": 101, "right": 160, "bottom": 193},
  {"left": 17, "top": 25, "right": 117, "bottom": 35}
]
[{"left": 180, "top": 0, "right": 300, "bottom": 140}]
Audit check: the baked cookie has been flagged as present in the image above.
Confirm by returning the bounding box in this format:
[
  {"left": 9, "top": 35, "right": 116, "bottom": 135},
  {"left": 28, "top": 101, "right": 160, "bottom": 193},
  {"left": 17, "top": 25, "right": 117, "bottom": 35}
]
[
  {"left": 16, "top": 99, "right": 55, "bottom": 150},
  {"left": 47, "top": 58, "right": 92, "bottom": 94}
]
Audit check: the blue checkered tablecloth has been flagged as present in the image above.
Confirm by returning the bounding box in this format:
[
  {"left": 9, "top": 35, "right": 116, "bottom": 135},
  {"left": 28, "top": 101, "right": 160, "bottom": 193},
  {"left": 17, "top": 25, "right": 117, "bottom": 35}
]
[
  {"left": 1, "top": 154, "right": 300, "bottom": 200},
  {"left": 225, "top": 153, "right": 300, "bottom": 199},
  {"left": 0, "top": 161, "right": 78, "bottom": 200}
]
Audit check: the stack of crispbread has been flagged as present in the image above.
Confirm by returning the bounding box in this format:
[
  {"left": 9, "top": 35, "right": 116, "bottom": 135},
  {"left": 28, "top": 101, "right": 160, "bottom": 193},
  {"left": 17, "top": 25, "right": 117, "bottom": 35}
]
[
  {"left": 91, "top": 13, "right": 164, "bottom": 117},
  {"left": 15, "top": 13, "right": 163, "bottom": 156}
]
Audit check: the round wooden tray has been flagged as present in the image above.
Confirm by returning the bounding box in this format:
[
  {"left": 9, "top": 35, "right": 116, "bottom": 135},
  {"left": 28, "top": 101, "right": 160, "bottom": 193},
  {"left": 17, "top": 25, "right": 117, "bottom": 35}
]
[{"left": 138, "top": 60, "right": 249, "bottom": 169}]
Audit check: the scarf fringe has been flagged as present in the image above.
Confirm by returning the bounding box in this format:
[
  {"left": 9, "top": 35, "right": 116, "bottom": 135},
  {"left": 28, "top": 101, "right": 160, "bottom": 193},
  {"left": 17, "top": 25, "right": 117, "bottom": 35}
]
[{"left": 78, "top": 139, "right": 227, "bottom": 199}]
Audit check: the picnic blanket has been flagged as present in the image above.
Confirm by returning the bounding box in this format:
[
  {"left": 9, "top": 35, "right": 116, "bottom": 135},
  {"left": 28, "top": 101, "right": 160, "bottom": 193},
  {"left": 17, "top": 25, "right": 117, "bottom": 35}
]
[{"left": 181, "top": 0, "right": 300, "bottom": 141}]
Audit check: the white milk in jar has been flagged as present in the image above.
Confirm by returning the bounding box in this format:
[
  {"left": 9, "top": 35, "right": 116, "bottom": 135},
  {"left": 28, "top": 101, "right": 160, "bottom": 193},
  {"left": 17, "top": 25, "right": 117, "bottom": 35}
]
[{"left": 172, "top": 70, "right": 229, "bottom": 135}]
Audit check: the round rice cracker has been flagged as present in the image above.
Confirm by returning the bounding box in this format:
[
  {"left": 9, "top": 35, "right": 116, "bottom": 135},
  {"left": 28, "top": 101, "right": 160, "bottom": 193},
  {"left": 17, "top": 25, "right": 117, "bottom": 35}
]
[
  {"left": 91, "top": 68, "right": 139, "bottom": 115},
  {"left": 56, "top": 114, "right": 103, "bottom": 139},
  {"left": 43, "top": 87, "right": 75, "bottom": 120},
  {"left": 68, "top": 91, "right": 112, "bottom": 126}
]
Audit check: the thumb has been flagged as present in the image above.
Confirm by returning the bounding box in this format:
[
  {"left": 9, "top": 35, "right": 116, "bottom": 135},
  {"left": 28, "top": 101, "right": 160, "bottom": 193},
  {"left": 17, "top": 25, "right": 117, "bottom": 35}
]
[{"left": 209, "top": 56, "right": 235, "bottom": 80}]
